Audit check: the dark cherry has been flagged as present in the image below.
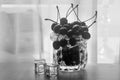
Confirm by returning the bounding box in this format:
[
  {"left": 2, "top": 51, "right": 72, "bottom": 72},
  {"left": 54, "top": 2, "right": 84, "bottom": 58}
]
[
  {"left": 53, "top": 24, "right": 61, "bottom": 33},
  {"left": 62, "top": 46, "right": 69, "bottom": 54},
  {"left": 60, "top": 39, "right": 68, "bottom": 47},
  {"left": 81, "top": 27, "right": 89, "bottom": 32},
  {"left": 72, "top": 25, "right": 80, "bottom": 32},
  {"left": 69, "top": 37, "right": 77, "bottom": 46},
  {"left": 63, "top": 23, "right": 72, "bottom": 30},
  {"left": 53, "top": 41, "right": 60, "bottom": 49},
  {"left": 80, "top": 22, "right": 86, "bottom": 26},
  {"left": 75, "top": 27, "right": 88, "bottom": 36},
  {"left": 71, "top": 21, "right": 81, "bottom": 27},
  {"left": 60, "top": 17, "right": 68, "bottom": 25},
  {"left": 75, "top": 30, "right": 83, "bottom": 36},
  {"left": 71, "top": 21, "right": 86, "bottom": 27},
  {"left": 51, "top": 22, "right": 58, "bottom": 30},
  {"left": 67, "top": 30, "right": 74, "bottom": 38},
  {"left": 82, "top": 32, "right": 91, "bottom": 39},
  {"left": 77, "top": 29, "right": 83, "bottom": 35},
  {"left": 59, "top": 27, "right": 67, "bottom": 35}
]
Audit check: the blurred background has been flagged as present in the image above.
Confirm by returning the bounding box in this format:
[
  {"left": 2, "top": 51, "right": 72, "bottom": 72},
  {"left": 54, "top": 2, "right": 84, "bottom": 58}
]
[{"left": 0, "top": 0, "right": 120, "bottom": 64}]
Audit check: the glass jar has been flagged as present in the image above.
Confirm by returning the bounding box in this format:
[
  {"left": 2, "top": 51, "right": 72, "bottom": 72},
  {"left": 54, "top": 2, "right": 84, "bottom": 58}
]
[
  {"left": 40, "top": 0, "right": 97, "bottom": 72},
  {"left": 51, "top": 31, "right": 88, "bottom": 72}
]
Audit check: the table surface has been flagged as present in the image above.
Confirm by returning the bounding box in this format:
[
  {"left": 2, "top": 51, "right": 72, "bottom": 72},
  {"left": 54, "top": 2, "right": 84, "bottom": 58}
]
[{"left": 0, "top": 62, "right": 120, "bottom": 80}]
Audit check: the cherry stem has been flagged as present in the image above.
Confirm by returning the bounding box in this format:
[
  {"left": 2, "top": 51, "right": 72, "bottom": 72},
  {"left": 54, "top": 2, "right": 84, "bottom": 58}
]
[
  {"left": 94, "top": 11, "right": 97, "bottom": 21},
  {"left": 83, "top": 11, "right": 97, "bottom": 22},
  {"left": 88, "top": 21, "right": 96, "bottom": 28},
  {"left": 66, "top": 3, "right": 73, "bottom": 18},
  {"left": 71, "top": 4, "right": 81, "bottom": 22},
  {"left": 77, "top": 5, "right": 79, "bottom": 19},
  {"left": 56, "top": 6, "right": 61, "bottom": 20},
  {"left": 88, "top": 12, "right": 97, "bottom": 28},
  {"left": 45, "top": 18, "right": 57, "bottom": 23},
  {"left": 66, "top": 4, "right": 79, "bottom": 18},
  {"left": 56, "top": 6, "right": 59, "bottom": 22}
]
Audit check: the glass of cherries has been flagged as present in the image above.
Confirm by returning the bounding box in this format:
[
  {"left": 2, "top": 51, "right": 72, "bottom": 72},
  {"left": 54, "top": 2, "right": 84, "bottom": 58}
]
[{"left": 45, "top": 3, "right": 97, "bottom": 72}]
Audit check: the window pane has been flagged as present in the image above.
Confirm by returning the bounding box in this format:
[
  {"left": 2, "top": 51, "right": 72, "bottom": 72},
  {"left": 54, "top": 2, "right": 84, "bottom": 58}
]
[
  {"left": 97, "top": 0, "right": 120, "bottom": 64},
  {"left": 97, "top": 37, "right": 119, "bottom": 63},
  {"left": 0, "top": 10, "right": 35, "bottom": 62}
]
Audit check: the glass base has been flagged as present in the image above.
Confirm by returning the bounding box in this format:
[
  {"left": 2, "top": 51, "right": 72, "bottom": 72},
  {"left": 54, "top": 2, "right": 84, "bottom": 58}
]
[{"left": 58, "top": 63, "right": 87, "bottom": 72}]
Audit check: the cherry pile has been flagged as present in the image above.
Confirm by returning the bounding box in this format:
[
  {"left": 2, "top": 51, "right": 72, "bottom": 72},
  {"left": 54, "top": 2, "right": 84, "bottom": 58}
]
[{"left": 52, "top": 18, "right": 91, "bottom": 50}]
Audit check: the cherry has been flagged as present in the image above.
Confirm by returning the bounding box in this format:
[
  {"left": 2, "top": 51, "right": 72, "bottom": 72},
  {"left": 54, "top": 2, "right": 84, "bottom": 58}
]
[
  {"left": 71, "top": 21, "right": 87, "bottom": 28},
  {"left": 81, "top": 27, "right": 88, "bottom": 32},
  {"left": 69, "top": 37, "right": 77, "bottom": 46},
  {"left": 67, "top": 30, "right": 74, "bottom": 38},
  {"left": 59, "top": 27, "right": 67, "bottom": 35},
  {"left": 71, "top": 21, "right": 81, "bottom": 27},
  {"left": 62, "top": 46, "right": 69, "bottom": 54},
  {"left": 77, "top": 29, "right": 83, "bottom": 35},
  {"left": 60, "top": 39, "right": 68, "bottom": 47},
  {"left": 80, "top": 22, "right": 86, "bottom": 26},
  {"left": 82, "top": 32, "right": 91, "bottom": 39},
  {"left": 53, "top": 24, "right": 61, "bottom": 33},
  {"left": 74, "top": 27, "right": 88, "bottom": 36},
  {"left": 53, "top": 41, "right": 60, "bottom": 49},
  {"left": 60, "top": 17, "right": 68, "bottom": 25},
  {"left": 72, "top": 25, "right": 80, "bottom": 32},
  {"left": 63, "top": 23, "right": 72, "bottom": 30},
  {"left": 51, "top": 22, "right": 58, "bottom": 30},
  {"left": 75, "top": 27, "right": 88, "bottom": 36}
]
